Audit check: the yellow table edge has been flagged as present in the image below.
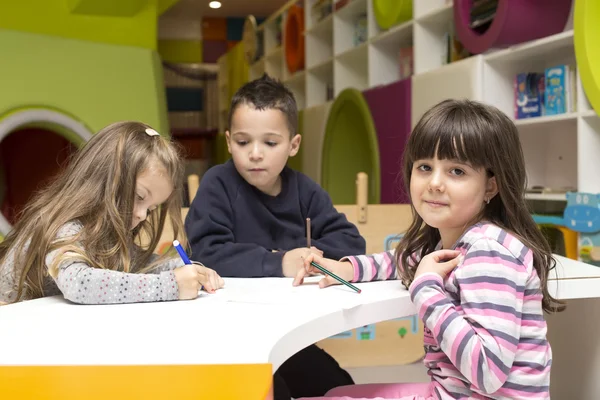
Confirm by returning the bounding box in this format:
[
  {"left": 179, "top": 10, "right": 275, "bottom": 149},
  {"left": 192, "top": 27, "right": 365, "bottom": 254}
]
[{"left": 0, "top": 364, "right": 273, "bottom": 399}]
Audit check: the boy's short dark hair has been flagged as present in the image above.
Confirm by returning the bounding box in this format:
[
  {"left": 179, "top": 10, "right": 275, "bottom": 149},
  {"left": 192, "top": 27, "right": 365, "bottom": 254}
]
[{"left": 228, "top": 74, "right": 298, "bottom": 138}]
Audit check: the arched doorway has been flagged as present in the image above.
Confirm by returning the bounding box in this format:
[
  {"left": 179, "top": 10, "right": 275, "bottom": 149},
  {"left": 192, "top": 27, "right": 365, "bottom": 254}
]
[{"left": 0, "top": 109, "right": 92, "bottom": 235}]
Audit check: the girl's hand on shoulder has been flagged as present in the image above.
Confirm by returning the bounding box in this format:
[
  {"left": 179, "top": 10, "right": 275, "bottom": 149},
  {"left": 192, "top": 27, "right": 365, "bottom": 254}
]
[
  {"left": 293, "top": 252, "right": 353, "bottom": 289},
  {"left": 414, "top": 249, "right": 462, "bottom": 281},
  {"left": 174, "top": 262, "right": 225, "bottom": 300}
]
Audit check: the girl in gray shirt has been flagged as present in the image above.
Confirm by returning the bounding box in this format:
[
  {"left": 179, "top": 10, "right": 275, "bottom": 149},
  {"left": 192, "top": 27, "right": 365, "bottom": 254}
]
[{"left": 0, "top": 121, "right": 223, "bottom": 305}]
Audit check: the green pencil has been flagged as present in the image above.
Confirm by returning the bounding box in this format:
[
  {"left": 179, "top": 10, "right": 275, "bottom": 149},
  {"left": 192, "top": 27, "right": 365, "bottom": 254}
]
[{"left": 310, "top": 261, "right": 361, "bottom": 294}]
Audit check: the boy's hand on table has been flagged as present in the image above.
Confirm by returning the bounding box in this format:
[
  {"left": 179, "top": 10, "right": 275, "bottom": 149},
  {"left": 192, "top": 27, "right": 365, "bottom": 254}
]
[
  {"left": 293, "top": 253, "right": 354, "bottom": 288},
  {"left": 282, "top": 246, "right": 323, "bottom": 277}
]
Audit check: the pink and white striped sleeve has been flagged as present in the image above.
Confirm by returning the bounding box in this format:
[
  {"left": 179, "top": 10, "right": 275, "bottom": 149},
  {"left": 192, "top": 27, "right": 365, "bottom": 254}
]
[{"left": 342, "top": 250, "right": 398, "bottom": 282}]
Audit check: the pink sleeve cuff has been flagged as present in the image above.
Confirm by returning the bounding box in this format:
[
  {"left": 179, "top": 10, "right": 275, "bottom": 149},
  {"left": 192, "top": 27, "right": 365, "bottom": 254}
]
[{"left": 340, "top": 256, "right": 360, "bottom": 282}]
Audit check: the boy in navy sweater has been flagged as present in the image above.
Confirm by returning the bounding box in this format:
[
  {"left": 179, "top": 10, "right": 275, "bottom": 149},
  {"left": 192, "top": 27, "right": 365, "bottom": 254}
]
[{"left": 185, "top": 74, "right": 365, "bottom": 399}]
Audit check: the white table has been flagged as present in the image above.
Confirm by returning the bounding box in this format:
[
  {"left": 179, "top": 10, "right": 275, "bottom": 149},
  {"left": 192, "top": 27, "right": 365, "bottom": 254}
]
[
  {"left": 548, "top": 255, "right": 600, "bottom": 299},
  {"left": 0, "top": 277, "right": 415, "bottom": 370},
  {"left": 0, "top": 255, "right": 598, "bottom": 369},
  {"left": 1, "top": 255, "right": 599, "bottom": 399}
]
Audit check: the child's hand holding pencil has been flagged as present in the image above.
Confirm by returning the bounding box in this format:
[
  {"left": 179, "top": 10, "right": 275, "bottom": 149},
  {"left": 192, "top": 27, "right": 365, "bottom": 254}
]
[
  {"left": 282, "top": 246, "right": 323, "bottom": 277},
  {"left": 295, "top": 218, "right": 360, "bottom": 293},
  {"left": 293, "top": 253, "right": 359, "bottom": 293}
]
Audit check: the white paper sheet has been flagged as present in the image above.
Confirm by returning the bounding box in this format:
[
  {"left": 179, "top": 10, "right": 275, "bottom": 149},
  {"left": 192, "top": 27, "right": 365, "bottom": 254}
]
[{"left": 209, "top": 277, "right": 363, "bottom": 310}]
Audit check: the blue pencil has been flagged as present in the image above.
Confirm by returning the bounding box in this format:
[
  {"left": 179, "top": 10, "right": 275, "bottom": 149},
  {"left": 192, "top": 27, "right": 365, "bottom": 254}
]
[
  {"left": 173, "top": 240, "right": 192, "bottom": 264},
  {"left": 173, "top": 240, "right": 204, "bottom": 291}
]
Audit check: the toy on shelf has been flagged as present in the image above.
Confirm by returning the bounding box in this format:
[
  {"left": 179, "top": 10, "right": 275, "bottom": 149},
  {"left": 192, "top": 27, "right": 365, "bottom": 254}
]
[{"left": 533, "top": 192, "right": 600, "bottom": 265}]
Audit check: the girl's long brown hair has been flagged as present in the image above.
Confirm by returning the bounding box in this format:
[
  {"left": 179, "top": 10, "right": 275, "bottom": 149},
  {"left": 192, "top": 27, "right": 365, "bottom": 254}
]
[
  {"left": 396, "top": 99, "right": 564, "bottom": 313},
  {"left": 0, "top": 121, "right": 186, "bottom": 302}
]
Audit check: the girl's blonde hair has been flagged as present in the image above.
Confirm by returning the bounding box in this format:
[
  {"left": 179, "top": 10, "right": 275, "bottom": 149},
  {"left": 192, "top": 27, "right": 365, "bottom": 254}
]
[
  {"left": 396, "top": 99, "right": 564, "bottom": 313},
  {"left": 0, "top": 121, "right": 186, "bottom": 302}
]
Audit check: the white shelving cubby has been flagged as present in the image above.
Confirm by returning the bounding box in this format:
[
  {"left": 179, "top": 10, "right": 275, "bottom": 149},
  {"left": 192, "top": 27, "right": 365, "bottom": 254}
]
[
  {"left": 242, "top": 0, "right": 598, "bottom": 200},
  {"left": 413, "top": 2, "right": 454, "bottom": 75},
  {"left": 334, "top": 42, "right": 368, "bottom": 95},
  {"left": 249, "top": 0, "right": 428, "bottom": 108},
  {"left": 305, "top": 14, "right": 334, "bottom": 69},
  {"left": 333, "top": 0, "right": 368, "bottom": 56},
  {"left": 306, "top": 58, "right": 334, "bottom": 107},
  {"left": 369, "top": 20, "right": 413, "bottom": 87}
]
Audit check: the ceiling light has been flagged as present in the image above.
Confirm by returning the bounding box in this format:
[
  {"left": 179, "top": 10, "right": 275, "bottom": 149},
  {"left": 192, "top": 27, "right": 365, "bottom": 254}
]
[{"left": 209, "top": 1, "right": 221, "bottom": 9}]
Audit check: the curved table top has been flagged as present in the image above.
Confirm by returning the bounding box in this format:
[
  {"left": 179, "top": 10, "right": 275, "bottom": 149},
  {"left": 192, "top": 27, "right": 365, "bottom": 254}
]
[
  {"left": 0, "top": 277, "right": 415, "bottom": 370},
  {"left": 0, "top": 255, "right": 598, "bottom": 369}
]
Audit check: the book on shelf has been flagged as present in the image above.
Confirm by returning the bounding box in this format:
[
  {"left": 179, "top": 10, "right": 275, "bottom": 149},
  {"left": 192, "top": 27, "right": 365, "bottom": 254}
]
[
  {"left": 514, "top": 72, "right": 545, "bottom": 119},
  {"left": 544, "top": 64, "right": 577, "bottom": 115},
  {"left": 513, "top": 64, "right": 577, "bottom": 119}
]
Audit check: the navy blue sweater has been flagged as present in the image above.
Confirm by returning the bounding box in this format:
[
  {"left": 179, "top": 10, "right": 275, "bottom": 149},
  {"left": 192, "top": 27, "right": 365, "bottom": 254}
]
[{"left": 185, "top": 160, "right": 366, "bottom": 277}]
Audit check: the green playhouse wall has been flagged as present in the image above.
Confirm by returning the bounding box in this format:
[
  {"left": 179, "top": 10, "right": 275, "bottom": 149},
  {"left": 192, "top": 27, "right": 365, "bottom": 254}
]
[
  {"left": 0, "top": 0, "right": 176, "bottom": 134},
  {"left": 0, "top": 29, "right": 168, "bottom": 135},
  {"left": 0, "top": 0, "right": 178, "bottom": 50}
]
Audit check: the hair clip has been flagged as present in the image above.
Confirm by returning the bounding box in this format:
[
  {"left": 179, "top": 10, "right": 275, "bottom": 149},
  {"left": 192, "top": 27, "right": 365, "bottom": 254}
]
[{"left": 145, "top": 128, "right": 160, "bottom": 137}]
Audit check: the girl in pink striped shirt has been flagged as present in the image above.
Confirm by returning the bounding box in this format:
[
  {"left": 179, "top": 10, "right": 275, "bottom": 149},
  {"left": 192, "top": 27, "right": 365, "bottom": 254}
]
[{"left": 295, "top": 99, "right": 564, "bottom": 400}]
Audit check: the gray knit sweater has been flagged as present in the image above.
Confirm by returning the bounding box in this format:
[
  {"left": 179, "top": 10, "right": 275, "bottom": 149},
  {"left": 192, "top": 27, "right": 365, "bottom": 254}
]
[{"left": 0, "top": 221, "right": 182, "bottom": 304}]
